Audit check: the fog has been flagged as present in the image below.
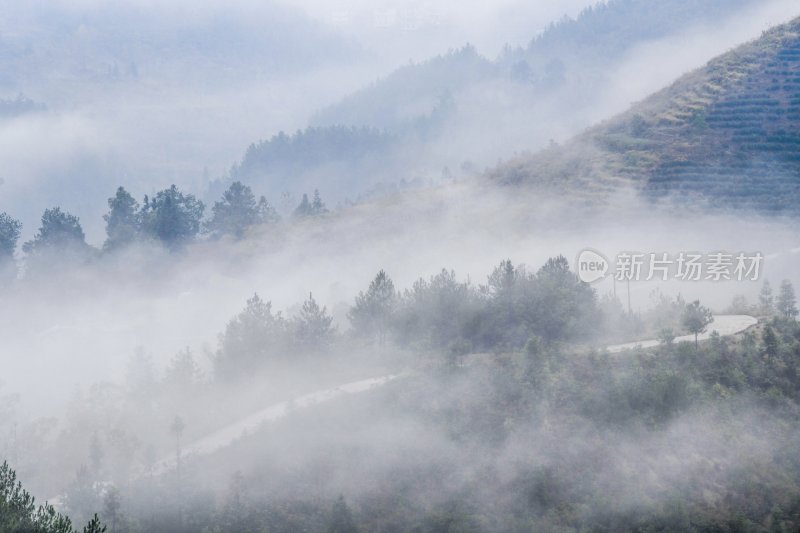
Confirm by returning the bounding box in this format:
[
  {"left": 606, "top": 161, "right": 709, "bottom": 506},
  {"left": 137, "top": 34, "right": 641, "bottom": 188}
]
[
  {"left": 1, "top": 183, "right": 796, "bottom": 411},
  {"left": 2, "top": 0, "right": 797, "bottom": 243},
  {"left": 1, "top": 1, "right": 800, "bottom": 531}
]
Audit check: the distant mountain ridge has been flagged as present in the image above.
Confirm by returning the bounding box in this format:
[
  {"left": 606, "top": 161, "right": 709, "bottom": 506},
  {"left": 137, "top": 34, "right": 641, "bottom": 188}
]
[
  {"left": 0, "top": 2, "right": 356, "bottom": 87},
  {"left": 312, "top": 0, "right": 764, "bottom": 132},
  {"left": 489, "top": 14, "right": 800, "bottom": 214},
  {"left": 227, "top": 0, "right": 794, "bottom": 210},
  {"left": 310, "top": 45, "right": 494, "bottom": 131}
]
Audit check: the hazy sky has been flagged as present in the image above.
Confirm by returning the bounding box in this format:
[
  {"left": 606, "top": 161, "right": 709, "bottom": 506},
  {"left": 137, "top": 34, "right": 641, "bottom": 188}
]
[
  {"left": 285, "top": 0, "right": 599, "bottom": 60},
  {"left": 42, "top": 0, "right": 600, "bottom": 61}
]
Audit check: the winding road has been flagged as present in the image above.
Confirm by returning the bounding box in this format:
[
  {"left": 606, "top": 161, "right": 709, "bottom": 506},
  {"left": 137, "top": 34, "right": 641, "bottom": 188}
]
[
  {"left": 152, "top": 374, "right": 402, "bottom": 474},
  {"left": 48, "top": 314, "right": 759, "bottom": 505},
  {"left": 163, "top": 315, "right": 757, "bottom": 469},
  {"left": 605, "top": 314, "right": 757, "bottom": 353}
]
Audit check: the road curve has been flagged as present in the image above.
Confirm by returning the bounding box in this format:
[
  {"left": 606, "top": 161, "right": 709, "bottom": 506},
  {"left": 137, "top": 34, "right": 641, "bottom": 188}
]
[
  {"left": 151, "top": 374, "right": 402, "bottom": 474},
  {"left": 49, "top": 314, "right": 757, "bottom": 502},
  {"left": 164, "top": 315, "right": 757, "bottom": 469},
  {"left": 604, "top": 314, "right": 757, "bottom": 353}
]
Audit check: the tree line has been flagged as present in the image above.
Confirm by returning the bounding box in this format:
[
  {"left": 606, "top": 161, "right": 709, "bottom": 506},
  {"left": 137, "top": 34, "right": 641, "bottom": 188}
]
[
  {"left": 0, "top": 181, "right": 329, "bottom": 278},
  {"left": 53, "top": 289, "right": 800, "bottom": 532}
]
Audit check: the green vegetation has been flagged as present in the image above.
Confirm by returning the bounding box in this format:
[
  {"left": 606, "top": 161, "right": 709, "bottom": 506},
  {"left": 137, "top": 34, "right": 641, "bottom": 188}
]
[
  {"left": 516, "top": 0, "right": 754, "bottom": 67},
  {"left": 103, "top": 311, "right": 799, "bottom": 532},
  {"left": 682, "top": 300, "right": 714, "bottom": 348},
  {"left": 314, "top": 0, "right": 761, "bottom": 133},
  {"left": 224, "top": 126, "right": 398, "bottom": 202},
  {"left": 0, "top": 213, "right": 21, "bottom": 262},
  {"left": 0, "top": 180, "right": 314, "bottom": 280},
  {"left": 205, "top": 181, "right": 279, "bottom": 240},
  {"left": 491, "top": 15, "right": 800, "bottom": 214},
  {"left": 293, "top": 190, "right": 328, "bottom": 219},
  {"left": 0, "top": 462, "right": 104, "bottom": 533},
  {"left": 5, "top": 247, "right": 797, "bottom": 531},
  {"left": 139, "top": 186, "right": 205, "bottom": 249},
  {"left": 312, "top": 46, "right": 493, "bottom": 130}
]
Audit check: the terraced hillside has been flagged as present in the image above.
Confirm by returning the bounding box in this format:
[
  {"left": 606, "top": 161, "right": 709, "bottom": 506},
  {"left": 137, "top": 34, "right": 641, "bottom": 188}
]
[{"left": 490, "top": 15, "right": 800, "bottom": 214}]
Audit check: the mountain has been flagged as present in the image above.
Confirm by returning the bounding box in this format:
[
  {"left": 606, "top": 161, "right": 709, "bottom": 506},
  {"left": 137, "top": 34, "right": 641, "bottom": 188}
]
[
  {"left": 311, "top": 0, "right": 764, "bottom": 132},
  {"left": 489, "top": 15, "right": 800, "bottom": 214},
  {"left": 311, "top": 45, "right": 495, "bottom": 130},
  {"left": 225, "top": 0, "right": 799, "bottom": 211},
  {"left": 276, "top": 0, "right": 786, "bottom": 206},
  {"left": 0, "top": 2, "right": 356, "bottom": 88},
  {"left": 504, "top": 0, "right": 756, "bottom": 73},
  {"left": 216, "top": 126, "right": 404, "bottom": 205}
]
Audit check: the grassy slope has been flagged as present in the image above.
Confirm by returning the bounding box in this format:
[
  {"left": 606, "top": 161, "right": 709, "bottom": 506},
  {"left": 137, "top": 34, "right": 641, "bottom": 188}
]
[{"left": 490, "top": 16, "right": 800, "bottom": 213}]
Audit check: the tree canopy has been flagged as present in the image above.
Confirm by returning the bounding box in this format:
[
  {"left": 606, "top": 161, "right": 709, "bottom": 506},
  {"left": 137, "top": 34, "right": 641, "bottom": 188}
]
[
  {"left": 0, "top": 212, "right": 21, "bottom": 260},
  {"left": 682, "top": 300, "right": 714, "bottom": 347},
  {"left": 349, "top": 270, "right": 397, "bottom": 344},
  {"left": 777, "top": 279, "right": 798, "bottom": 319},
  {"left": 206, "top": 181, "right": 279, "bottom": 239},
  {"left": 103, "top": 187, "right": 140, "bottom": 250},
  {"left": 140, "top": 185, "right": 205, "bottom": 248},
  {"left": 0, "top": 461, "right": 105, "bottom": 533},
  {"left": 23, "top": 207, "right": 89, "bottom": 259}
]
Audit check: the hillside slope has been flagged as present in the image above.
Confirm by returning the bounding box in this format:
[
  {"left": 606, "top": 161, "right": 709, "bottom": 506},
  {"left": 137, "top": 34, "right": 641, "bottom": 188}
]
[
  {"left": 490, "top": 15, "right": 800, "bottom": 214},
  {"left": 311, "top": 0, "right": 763, "bottom": 131}
]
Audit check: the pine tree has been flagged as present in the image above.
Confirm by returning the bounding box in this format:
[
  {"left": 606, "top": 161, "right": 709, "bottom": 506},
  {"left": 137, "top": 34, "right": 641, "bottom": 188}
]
[
  {"left": 23, "top": 207, "right": 88, "bottom": 255},
  {"left": 163, "top": 348, "right": 203, "bottom": 391},
  {"left": 215, "top": 294, "right": 289, "bottom": 379},
  {"left": 294, "top": 190, "right": 328, "bottom": 218},
  {"left": 0, "top": 212, "right": 21, "bottom": 260},
  {"left": 294, "top": 293, "right": 335, "bottom": 351},
  {"left": 103, "top": 187, "right": 140, "bottom": 250},
  {"left": 759, "top": 280, "right": 774, "bottom": 315},
  {"left": 22, "top": 207, "right": 92, "bottom": 276},
  {"left": 206, "top": 181, "right": 277, "bottom": 239},
  {"left": 0, "top": 212, "right": 21, "bottom": 282},
  {"left": 763, "top": 326, "right": 779, "bottom": 358},
  {"left": 83, "top": 515, "right": 106, "bottom": 533},
  {"left": 1, "top": 461, "right": 105, "bottom": 532},
  {"left": 139, "top": 185, "right": 204, "bottom": 248},
  {"left": 293, "top": 193, "right": 313, "bottom": 218},
  {"left": 348, "top": 270, "right": 397, "bottom": 344},
  {"left": 311, "top": 189, "right": 328, "bottom": 214},
  {"left": 682, "top": 300, "right": 714, "bottom": 348},
  {"left": 257, "top": 196, "right": 280, "bottom": 225},
  {"left": 777, "top": 280, "right": 798, "bottom": 320}
]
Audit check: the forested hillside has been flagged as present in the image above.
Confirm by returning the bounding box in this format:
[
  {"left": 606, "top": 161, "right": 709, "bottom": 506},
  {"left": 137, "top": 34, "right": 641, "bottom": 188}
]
[
  {"left": 3, "top": 2, "right": 800, "bottom": 532},
  {"left": 491, "top": 15, "right": 800, "bottom": 214},
  {"left": 504, "top": 0, "right": 755, "bottom": 70},
  {"left": 312, "top": 0, "right": 763, "bottom": 132},
  {"left": 230, "top": 0, "right": 778, "bottom": 207},
  {"left": 311, "top": 45, "right": 494, "bottom": 130},
  {"left": 0, "top": 2, "right": 355, "bottom": 87}
]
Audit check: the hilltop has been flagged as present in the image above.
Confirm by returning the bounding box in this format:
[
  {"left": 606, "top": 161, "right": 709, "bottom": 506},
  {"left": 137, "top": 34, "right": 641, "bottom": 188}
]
[
  {"left": 491, "top": 16, "right": 800, "bottom": 214},
  {"left": 231, "top": 0, "right": 778, "bottom": 207},
  {"left": 311, "top": 0, "right": 762, "bottom": 132}
]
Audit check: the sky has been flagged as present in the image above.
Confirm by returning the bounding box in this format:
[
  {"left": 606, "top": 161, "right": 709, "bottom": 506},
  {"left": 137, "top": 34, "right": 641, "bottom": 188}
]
[{"left": 282, "top": 0, "right": 600, "bottom": 61}]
